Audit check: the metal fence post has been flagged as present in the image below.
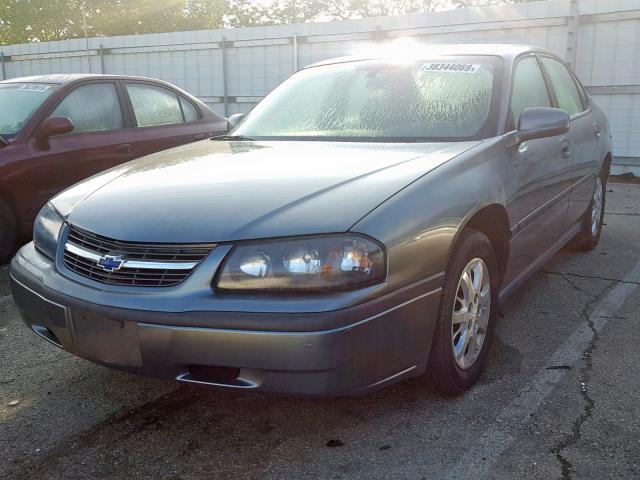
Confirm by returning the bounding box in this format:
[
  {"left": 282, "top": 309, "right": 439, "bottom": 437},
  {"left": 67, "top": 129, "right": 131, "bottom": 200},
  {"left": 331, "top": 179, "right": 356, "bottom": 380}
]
[
  {"left": 221, "top": 37, "right": 229, "bottom": 117},
  {"left": 99, "top": 44, "right": 106, "bottom": 74},
  {"left": 0, "top": 52, "right": 5, "bottom": 80},
  {"left": 374, "top": 26, "right": 388, "bottom": 42},
  {"left": 566, "top": 0, "right": 580, "bottom": 69},
  {"left": 293, "top": 34, "right": 299, "bottom": 72}
]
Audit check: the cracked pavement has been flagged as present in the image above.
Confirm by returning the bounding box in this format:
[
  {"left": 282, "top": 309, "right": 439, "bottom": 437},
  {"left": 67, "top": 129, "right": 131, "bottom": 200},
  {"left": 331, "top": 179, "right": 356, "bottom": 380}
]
[
  {"left": 1, "top": 182, "right": 639, "bottom": 480},
  {"left": 549, "top": 272, "right": 610, "bottom": 479}
]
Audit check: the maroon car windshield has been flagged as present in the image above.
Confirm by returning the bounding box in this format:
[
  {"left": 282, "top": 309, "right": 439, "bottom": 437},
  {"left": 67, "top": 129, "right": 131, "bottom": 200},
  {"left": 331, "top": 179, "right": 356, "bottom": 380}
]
[{"left": 0, "top": 83, "right": 57, "bottom": 138}]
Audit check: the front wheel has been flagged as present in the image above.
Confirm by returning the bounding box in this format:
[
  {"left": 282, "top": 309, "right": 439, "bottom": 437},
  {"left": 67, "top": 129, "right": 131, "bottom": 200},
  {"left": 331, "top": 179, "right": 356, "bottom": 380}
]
[
  {"left": 426, "top": 229, "right": 499, "bottom": 396},
  {"left": 569, "top": 172, "right": 605, "bottom": 251}
]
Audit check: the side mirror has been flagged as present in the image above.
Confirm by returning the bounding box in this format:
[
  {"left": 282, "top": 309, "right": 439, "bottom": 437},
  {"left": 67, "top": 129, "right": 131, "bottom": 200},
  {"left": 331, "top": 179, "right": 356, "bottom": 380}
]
[
  {"left": 515, "top": 107, "right": 570, "bottom": 143},
  {"left": 227, "top": 113, "right": 246, "bottom": 131},
  {"left": 39, "top": 116, "right": 74, "bottom": 138}
]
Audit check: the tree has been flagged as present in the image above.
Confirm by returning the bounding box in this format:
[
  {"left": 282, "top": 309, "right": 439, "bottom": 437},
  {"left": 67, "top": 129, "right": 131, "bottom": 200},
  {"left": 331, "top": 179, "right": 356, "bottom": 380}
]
[
  {"left": 0, "top": 0, "right": 535, "bottom": 46},
  {"left": 184, "top": 0, "right": 227, "bottom": 30},
  {"left": 0, "top": 0, "right": 227, "bottom": 45},
  {"left": 1, "top": 0, "right": 86, "bottom": 44},
  {"left": 223, "top": 0, "right": 266, "bottom": 28},
  {"left": 260, "top": 1, "right": 330, "bottom": 24},
  {"left": 325, "top": 0, "right": 449, "bottom": 18},
  {"left": 324, "top": 0, "right": 532, "bottom": 18}
]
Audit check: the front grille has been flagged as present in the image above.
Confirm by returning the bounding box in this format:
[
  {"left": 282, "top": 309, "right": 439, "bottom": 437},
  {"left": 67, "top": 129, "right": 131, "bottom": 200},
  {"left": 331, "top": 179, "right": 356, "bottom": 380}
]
[{"left": 63, "top": 226, "right": 215, "bottom": 287}]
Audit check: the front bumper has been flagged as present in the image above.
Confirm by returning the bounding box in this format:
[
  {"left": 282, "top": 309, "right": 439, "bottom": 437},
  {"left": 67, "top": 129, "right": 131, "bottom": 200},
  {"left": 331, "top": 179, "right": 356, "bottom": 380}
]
[{"left": 10, "top": 243, "right": 442, "bottom": 396}]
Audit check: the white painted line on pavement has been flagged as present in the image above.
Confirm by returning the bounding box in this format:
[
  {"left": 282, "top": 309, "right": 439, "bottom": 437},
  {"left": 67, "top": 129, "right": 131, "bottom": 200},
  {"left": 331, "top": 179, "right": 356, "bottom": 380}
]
[{"left": 448, "top": 260, "right": 640, "bottom": 480}]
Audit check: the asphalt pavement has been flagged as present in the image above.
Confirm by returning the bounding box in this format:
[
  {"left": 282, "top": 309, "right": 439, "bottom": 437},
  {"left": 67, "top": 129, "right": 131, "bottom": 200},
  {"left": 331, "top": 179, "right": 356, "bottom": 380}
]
[{"left": 1, "top": 182, "right": 639, "bottom": 480}]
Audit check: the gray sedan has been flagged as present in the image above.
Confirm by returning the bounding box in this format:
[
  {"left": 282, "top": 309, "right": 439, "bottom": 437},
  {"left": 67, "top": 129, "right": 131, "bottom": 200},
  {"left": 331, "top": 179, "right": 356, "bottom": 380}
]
[{"left": 10, "top": 44, "right": 612, "bottom": 396}]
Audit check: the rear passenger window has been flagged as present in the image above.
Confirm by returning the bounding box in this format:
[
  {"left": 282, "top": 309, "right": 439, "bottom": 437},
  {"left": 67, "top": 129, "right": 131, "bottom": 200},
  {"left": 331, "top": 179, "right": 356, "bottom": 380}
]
[
  {"left": 52, "top": 83, "right": 122, "bottom": 133},
  {"left": 540, "top": 57, "right": 585, "bottom": 117},
  {"left": 510, "top": 56, "right": 551, "bottom": 127},
  {"left": 180, "top": 97, "right": 199, "bottom": 122},
  {"left": 126, "top": 84, "right": 184, "bottom": 127}
]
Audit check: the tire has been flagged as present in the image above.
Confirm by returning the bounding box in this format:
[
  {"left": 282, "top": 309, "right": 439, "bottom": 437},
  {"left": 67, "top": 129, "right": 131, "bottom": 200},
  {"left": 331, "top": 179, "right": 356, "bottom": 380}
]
[
  {"left": 426, "top": 229, "right": 499, "bottom": 396},
  {"left": 569, "top": 170, "right": 606, "bottom": 252},
  {"left": 0, "top": 198, "right": 16, "bottom": 263}
]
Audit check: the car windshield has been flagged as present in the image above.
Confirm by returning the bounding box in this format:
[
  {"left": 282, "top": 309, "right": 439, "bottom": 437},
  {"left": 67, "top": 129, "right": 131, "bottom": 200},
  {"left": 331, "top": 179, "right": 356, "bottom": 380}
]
[
  {"left": 235, "top": 57, "right": 499, "bottom": 142},
  {"left": 0, "top": 83, "right": 57, "bottom": 137}
]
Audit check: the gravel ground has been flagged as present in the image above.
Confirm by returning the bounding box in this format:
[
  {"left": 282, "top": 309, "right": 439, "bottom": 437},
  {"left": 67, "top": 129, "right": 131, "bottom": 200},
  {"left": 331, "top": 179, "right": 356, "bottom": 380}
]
[{"left": 1, "top": 182, "right": 639, "bottom": 480}]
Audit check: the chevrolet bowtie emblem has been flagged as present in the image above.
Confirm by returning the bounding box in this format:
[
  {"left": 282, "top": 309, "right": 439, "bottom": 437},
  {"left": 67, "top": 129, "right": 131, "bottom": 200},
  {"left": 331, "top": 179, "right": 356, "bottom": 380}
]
[{"left": 97, "top": 254, "right": 125, "bottom": 272}]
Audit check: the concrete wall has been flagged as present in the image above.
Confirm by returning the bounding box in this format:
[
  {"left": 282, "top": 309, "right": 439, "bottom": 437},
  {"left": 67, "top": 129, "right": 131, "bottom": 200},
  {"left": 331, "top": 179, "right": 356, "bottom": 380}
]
[{"left": 1, "top": 0, "right": 639, "bottom": 166}]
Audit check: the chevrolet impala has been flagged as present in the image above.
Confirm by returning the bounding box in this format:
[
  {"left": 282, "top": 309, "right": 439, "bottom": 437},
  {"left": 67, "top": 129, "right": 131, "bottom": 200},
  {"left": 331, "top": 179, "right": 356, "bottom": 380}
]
[{"left": 10, "top": 45, "right": 612, "bottom": 396}]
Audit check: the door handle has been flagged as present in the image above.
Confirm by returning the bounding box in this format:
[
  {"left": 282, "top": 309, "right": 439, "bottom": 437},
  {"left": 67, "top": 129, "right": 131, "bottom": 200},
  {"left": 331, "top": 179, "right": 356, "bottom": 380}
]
[
  {"left": 115, "top": 144, "right": 133, "bottom": 155},
  {"left": 560, "top": 138, "right": 571, "bottom": 157},
  {"left": 594, "top": 123, "right": 602, "bottom": 138}
]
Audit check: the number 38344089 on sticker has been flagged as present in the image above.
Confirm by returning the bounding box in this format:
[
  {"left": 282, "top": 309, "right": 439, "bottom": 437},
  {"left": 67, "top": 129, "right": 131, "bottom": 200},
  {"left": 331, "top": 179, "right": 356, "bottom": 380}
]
[{"left": 421, "top": 63, "right": 481, "bottom": 74}]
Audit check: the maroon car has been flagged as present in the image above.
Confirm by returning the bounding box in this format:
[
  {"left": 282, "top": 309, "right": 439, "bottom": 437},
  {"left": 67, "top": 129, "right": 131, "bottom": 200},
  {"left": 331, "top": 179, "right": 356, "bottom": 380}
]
[{"left": 0, "top": 74, "right": 227, "bottom": 260}]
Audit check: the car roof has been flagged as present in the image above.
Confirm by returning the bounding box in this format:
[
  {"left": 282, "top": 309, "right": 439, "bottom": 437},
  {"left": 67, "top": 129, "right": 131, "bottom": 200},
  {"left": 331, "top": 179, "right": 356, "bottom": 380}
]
[
  {"left": 0, "top": 73, "right": 169, "bottom": 85},
  {"left": 306, "top": 44, "right": 556, "bottom": 68}
]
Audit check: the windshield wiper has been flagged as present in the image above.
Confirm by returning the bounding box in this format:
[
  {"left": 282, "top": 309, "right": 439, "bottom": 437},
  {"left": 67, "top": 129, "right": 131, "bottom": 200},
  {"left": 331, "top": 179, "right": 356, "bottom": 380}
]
[
  {"left": 0, "top": 135, "right": 9, "bottom": 149},
  {"left": 210, "top": 134, "right": 254, "bottom": 141}
]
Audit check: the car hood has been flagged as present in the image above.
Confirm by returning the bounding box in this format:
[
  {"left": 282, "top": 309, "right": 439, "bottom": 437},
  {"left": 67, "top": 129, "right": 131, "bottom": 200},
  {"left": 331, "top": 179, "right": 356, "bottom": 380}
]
[{"left": 53, "top": 139, "right": 480, "bottom": 243}]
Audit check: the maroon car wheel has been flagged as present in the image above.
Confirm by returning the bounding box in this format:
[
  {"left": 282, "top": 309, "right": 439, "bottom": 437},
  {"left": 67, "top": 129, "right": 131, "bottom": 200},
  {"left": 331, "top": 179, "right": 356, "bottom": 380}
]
[{"left": 0, "top": 199, "right": 16, "bottom": 262}]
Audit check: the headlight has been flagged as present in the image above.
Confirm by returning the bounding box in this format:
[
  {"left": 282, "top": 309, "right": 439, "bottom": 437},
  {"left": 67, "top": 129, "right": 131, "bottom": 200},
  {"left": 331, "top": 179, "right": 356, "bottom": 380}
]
[
  {"left": 33, "top": 203, "right": 64, "bottom": 260},
  {"left": 216, "top": 235, "right": 386, "bottom": 292}
]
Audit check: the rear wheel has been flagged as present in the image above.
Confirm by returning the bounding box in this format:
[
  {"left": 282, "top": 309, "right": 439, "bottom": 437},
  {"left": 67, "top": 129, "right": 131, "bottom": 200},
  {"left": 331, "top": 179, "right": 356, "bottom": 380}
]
[
  {"left": 0, "top": 198, "right": 16, "bottom": 263},
  {"left": 427, "top": 229, "right": 499, "bottom": 396},
  {"left": 569, "top": 172, "right": 605, "bottom": 251}
]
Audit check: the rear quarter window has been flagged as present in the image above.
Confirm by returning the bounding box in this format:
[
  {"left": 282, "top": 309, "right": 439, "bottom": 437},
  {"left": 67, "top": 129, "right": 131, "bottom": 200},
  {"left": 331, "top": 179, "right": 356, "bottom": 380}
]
[{"left": 180, "top": 97, "right": 199, "bottom": 122}]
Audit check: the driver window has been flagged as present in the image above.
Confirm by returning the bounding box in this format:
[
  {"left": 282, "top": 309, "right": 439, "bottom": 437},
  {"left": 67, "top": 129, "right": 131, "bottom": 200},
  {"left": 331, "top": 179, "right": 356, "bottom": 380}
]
[
  {"left": 510, "top": 57, "right": 552, "bottom": 128},
  {"left": 51, "top": 83, "right": 123, "bottom": 134}
]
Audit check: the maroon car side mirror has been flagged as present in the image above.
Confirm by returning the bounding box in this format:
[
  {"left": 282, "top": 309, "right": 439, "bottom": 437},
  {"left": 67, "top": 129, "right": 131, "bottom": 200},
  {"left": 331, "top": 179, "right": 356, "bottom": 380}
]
[{"left": 39, "top": 116, "right": 74, "bottom": 138}]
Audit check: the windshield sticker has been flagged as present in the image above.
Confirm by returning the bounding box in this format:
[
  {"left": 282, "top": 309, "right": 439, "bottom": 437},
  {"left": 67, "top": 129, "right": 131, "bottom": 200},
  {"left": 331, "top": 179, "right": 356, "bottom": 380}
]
[
  {"left": 421, "top": 63, "right": 481, "bottom": 74},
  {"left": 17, "top": 84, "right": 51, "bottom": 92}
]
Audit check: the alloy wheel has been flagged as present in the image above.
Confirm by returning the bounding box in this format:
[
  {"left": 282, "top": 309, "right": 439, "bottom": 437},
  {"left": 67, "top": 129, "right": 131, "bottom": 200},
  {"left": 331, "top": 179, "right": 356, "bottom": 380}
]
[
  {"left": 451, "top": 258, "right": 491, "bottom": 370},
  {"left": 591, "top": 176, "right": 603, "bottom": 236}
]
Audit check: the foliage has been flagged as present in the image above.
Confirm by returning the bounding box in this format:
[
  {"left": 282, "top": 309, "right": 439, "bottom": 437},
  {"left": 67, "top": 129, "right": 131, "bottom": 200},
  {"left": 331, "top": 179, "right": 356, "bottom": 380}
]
[
  {"left": 0, "top": 0, "right": 533, "bottom": 46},
  {"left": 0, "top": 0, "right": 227, "bottom": 44}
]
